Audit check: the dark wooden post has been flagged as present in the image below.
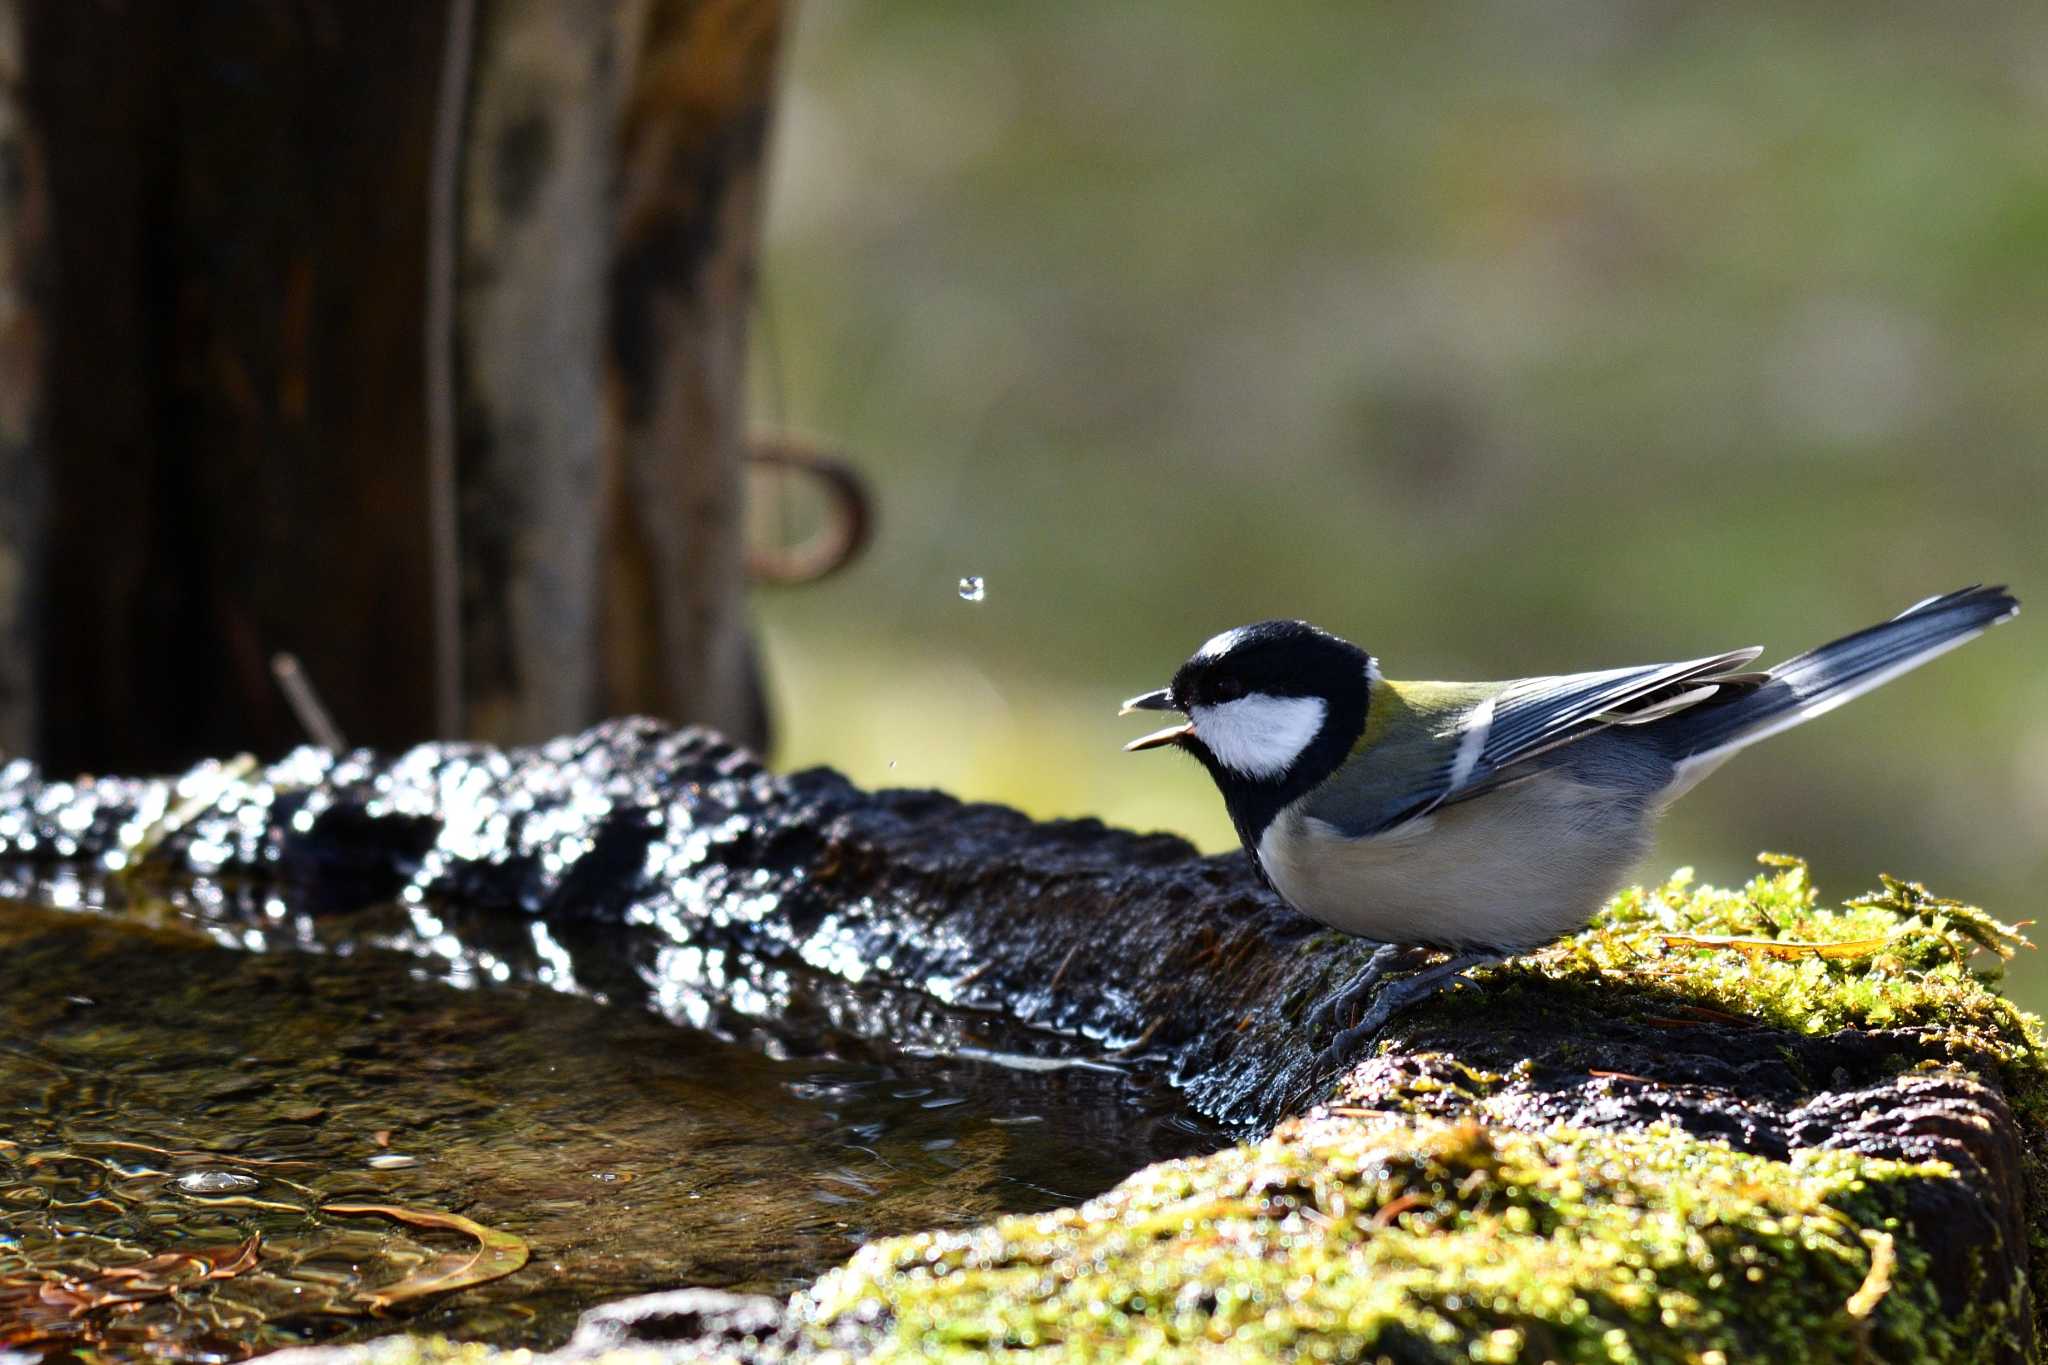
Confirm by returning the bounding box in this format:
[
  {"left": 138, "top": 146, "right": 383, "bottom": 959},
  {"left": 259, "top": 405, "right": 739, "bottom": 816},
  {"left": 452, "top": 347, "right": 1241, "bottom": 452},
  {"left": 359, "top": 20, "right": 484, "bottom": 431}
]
[
  {"left": 595, "top": 0, "right": 782, "bottom": 748},
  {"left": 0, "top": 0, "right": 781, "bottom": 772},
  {"left": 458, "top": 0, "right": 781, "bottom": 750},
  {"left": 0, "top": 3, "right": 38, "bottom": 760}
]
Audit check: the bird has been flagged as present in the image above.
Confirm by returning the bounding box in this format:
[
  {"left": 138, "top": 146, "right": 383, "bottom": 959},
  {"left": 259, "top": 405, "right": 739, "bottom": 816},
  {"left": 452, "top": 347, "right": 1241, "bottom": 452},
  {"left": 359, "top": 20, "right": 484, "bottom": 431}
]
[{"left": 1120, "top": 585, "right": 2018, "bottom": 1063}]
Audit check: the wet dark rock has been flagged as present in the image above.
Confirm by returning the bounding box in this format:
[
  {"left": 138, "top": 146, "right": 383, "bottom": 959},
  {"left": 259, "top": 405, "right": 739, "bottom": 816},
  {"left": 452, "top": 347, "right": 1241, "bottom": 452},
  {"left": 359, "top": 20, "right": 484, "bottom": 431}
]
[{"left": 0, "top": 719, "right": 1365, "bottom": 1125}]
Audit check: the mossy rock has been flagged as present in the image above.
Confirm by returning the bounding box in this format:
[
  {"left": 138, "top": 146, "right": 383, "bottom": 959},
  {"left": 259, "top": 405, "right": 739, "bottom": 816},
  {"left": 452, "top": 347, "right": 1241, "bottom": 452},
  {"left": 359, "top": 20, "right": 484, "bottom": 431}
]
[
  {"left": 796, "top": 1118, "right": 1972, "bottom": 1361},
  {"left": 759, "top": 860, "right": 2043, "bottom": 1363}
]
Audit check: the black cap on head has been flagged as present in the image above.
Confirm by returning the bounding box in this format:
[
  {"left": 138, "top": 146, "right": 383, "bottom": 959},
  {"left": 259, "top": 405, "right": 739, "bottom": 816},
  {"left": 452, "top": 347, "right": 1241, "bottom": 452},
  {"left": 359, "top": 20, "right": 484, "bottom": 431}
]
[{"left": 1168, "top": 620, "right": 1370, "bottom": 711}]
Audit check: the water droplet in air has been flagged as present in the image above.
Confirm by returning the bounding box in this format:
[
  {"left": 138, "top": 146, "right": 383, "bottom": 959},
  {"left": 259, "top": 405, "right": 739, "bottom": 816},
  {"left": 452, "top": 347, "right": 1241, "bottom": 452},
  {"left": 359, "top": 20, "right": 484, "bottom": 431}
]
[
  {"left": 957, "top": 576, "right": 985, "bottom": 602},
  {"left": 175, "top": 1170, "right": 259, "bottom": 1195}
]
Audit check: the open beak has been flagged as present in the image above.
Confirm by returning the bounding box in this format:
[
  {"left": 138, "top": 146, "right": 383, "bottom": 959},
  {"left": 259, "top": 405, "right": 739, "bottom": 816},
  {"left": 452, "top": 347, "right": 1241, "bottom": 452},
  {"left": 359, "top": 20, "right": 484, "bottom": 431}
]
[{"left": 1119, "top": 688, "right": 1193, "bottom": 751}]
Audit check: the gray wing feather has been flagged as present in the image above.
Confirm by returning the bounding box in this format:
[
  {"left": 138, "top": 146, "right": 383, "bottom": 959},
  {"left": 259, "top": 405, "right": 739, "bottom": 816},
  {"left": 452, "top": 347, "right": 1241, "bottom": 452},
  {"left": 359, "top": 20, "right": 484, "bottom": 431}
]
[
  {"left": 1469, "top": 648, "right": 1761, "bottom": 773},
  {"left": 1311, "top": 647, "right": 1761, "bottom": 837}
]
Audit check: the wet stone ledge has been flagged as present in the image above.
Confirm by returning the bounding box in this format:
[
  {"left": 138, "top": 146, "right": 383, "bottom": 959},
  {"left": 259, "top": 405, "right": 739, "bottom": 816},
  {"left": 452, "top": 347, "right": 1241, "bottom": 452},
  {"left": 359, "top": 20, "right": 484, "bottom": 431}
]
[{"left": 1, "top": 719, "right": 2042, "bottom": 1361}]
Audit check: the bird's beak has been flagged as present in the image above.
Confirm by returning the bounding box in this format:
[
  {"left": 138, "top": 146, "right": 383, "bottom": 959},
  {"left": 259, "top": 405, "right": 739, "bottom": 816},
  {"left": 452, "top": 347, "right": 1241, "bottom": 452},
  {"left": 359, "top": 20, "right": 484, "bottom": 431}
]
[
  {"left": 1120, "top": 687, "right": 1193, "bottom": 752},
  {"left": 1118, "top": 688, "right": 1177, "bottom": 716}
]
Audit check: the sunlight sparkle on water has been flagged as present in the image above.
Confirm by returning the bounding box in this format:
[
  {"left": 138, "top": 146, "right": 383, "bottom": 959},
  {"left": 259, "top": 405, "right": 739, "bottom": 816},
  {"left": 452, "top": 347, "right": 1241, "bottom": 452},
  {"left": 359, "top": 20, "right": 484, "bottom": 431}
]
[
  {"left": 175, "top": 1171, "right": 259, "bottom": 1195},
  {"left": 957, "top": 576, "right": 985, "bottom": 602}
]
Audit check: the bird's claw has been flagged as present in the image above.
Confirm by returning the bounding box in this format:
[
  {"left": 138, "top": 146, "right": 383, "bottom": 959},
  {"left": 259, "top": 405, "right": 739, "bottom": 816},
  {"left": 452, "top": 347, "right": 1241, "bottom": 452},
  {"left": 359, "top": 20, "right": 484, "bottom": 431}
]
[
  {"left": 1313, "top": 952, "right": 1499, "bottom": 1071},
  {"left": 1315, "top": 1019, "right": 1381, "bottom": 1072},
  {"left": 1314, "top": 984, "right": 1414, "bottom": 1069},
  {"left": 1305, "top": 941, "right": 1404, "bottom": 1035}
]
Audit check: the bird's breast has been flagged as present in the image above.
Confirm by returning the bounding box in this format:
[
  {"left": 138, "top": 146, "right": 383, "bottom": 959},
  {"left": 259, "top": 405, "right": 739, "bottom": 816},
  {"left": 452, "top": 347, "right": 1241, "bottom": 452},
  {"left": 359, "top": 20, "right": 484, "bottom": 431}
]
[{"left": 1255, "top": 771, "right": 1652, "bottom": 953}]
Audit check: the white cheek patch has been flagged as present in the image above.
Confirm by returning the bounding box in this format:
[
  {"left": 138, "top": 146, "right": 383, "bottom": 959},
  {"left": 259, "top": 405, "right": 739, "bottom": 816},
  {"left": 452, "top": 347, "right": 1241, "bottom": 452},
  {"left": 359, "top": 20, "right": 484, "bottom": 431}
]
[{"left": 1191, "top": 693, "right": 1327, "bottom": 779}]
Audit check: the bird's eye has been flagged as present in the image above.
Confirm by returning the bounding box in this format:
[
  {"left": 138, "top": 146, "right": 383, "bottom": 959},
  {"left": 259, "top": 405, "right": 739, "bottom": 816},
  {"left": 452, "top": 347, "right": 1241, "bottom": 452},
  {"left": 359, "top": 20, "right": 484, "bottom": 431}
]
[{"left": 1211, "top": 677, "right": 1246, "bottom": 703}]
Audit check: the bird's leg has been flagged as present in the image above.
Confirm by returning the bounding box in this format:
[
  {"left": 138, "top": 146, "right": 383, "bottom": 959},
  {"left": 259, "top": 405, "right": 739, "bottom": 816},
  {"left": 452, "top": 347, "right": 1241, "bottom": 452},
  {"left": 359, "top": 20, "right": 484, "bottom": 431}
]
[
  {"left": 1306, "top": 942, "right": 1409, "bottom": 1034},
  {"left": 1316, "top": 952, "right": 1500, "bottom": 1070}
]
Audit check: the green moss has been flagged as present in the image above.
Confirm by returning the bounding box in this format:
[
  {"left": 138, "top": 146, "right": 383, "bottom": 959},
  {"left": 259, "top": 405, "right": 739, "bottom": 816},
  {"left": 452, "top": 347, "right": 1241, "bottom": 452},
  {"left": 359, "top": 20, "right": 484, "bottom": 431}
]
[
  {"left": 1522, "top": 857, "right": 2043, "bottom": 1114},
  {"left": 788, "top": 862, "right": 2044, "bottom": 1362},
  {"left": 793, "top": 1117, "right": 1994, "bottom": 1362}
]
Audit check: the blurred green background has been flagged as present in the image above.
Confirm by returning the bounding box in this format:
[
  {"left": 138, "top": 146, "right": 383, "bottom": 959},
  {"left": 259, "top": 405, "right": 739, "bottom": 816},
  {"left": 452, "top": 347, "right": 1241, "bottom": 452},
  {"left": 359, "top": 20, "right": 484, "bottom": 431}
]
[{"left": 747, "top": 3, "right": 2047, "bottom": 1004}]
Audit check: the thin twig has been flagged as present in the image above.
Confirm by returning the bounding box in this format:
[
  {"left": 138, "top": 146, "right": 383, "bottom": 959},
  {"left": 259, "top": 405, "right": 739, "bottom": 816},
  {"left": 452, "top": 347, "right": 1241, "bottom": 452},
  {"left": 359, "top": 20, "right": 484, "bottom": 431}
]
[
  {"left": 270, "top": 653, "right": 347, "bottom": 751},
  {"left": 1112, "top": 1015, "right": 1164, "bottom": 1056},
  {"left": 1845, "top": 1231, "right": 1895, "bottom": 1319},
  {"left": 1047, "top": 941, "right": 1081, "bottom": 991}
]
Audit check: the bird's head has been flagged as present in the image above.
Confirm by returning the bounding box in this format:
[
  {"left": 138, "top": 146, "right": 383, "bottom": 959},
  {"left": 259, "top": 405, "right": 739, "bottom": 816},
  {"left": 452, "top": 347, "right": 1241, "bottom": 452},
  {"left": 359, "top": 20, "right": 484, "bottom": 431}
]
[{"left": 1120, "top": 620, "right": 1374, "bottom": 799}]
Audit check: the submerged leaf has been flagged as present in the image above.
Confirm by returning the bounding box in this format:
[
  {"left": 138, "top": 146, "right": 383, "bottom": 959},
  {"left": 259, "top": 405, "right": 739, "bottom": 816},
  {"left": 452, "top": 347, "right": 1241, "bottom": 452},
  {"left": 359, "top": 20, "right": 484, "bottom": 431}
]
[
  {"left": 319, "top": 1202, "right": 529, "bottom": 1309},
  {"left": 0, "top": 1234, "right": 265, "bottom": 1344}
]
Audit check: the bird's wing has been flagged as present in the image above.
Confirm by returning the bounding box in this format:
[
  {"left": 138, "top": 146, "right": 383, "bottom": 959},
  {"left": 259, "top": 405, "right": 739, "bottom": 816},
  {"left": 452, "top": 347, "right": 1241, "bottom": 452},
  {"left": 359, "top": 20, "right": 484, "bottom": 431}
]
[{"left": 1303, "top": 649, "right": 1763, "bottom": 837}]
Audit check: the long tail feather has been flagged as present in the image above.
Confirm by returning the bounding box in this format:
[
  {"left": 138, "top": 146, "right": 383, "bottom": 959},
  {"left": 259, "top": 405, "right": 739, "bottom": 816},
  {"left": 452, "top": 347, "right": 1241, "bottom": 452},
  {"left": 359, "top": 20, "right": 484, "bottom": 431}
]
[{"left": 1661, "top": 584, "right": 2017, "bottom": 793}]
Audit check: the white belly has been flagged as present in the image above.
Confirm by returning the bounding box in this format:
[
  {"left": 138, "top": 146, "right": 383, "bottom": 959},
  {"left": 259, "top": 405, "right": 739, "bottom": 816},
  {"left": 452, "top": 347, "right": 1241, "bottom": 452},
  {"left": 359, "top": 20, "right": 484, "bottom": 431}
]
[{"left": 1255, "top": 771, "right": 1653, "bottom": 953}]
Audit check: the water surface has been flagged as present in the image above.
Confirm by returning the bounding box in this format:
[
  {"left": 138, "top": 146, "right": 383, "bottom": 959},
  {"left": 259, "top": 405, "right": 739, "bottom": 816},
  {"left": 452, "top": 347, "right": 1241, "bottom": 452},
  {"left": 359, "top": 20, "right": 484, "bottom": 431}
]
[{"left": 0, "top": 885, "right": 1220, "bottom": 1359}]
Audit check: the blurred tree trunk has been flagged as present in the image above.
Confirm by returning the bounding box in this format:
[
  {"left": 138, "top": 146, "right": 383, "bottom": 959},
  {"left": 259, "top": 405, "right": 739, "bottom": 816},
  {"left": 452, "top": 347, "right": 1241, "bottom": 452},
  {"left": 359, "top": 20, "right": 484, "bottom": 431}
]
[{"left": 0, "top": 0, "right": 780, "bottom": 773}]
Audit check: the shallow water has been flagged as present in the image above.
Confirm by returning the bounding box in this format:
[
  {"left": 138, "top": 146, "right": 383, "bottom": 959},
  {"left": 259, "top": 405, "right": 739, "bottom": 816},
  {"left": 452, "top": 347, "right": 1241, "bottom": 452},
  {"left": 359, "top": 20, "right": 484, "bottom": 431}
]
[{"left": 0, "top": 884, "right": 1221, "bottom": 1360}]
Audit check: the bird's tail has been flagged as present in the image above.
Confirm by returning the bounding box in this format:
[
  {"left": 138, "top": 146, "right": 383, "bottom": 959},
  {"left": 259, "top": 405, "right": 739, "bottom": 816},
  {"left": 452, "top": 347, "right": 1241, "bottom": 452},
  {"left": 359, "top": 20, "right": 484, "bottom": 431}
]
[{"left": 1660, "top": 584, "right": 2017, "bottom": 794}]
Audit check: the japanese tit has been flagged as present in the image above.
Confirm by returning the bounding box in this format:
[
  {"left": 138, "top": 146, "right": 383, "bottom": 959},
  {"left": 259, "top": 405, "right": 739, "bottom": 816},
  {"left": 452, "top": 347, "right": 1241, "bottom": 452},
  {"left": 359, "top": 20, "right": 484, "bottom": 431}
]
[{"left": 1121, "top": 585, "right": 2018, "bottom": 1059}]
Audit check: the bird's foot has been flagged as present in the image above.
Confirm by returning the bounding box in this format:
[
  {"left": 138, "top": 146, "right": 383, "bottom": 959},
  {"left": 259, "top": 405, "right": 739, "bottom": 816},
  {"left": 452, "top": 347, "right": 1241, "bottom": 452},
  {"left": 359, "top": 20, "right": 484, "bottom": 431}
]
[
  {"left": 1315, "top": 952, "right": 1499, "bottom": 1071},
  {"left": 1306, "top": 942, "right": 1411, "bottom": 1035}
]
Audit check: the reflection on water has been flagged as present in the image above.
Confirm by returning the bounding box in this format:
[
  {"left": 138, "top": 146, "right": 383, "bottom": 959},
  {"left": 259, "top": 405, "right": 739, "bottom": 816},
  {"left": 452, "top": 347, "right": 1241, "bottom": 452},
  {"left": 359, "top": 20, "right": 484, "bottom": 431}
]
[{"left": 0, "top": 891, "right": 1221, "bottom": 1360}]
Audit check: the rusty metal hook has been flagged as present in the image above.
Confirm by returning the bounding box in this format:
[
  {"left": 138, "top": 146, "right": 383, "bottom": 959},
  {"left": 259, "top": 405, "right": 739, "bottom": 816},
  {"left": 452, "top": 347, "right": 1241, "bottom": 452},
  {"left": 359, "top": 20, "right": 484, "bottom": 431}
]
[{"left": 745, "top": 436, "right": 873, "bottom": 585}]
